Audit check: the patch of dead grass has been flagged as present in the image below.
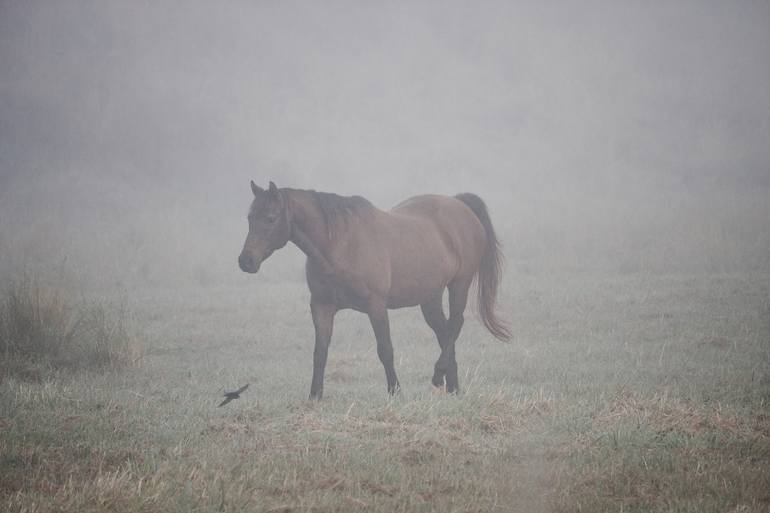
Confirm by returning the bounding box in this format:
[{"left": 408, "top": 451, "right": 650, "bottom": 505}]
[
  {"left": 1, "top": 440, "right": 151, "bottom": 513},
  {"left": 479, "top": 387, "right": 556, "bottom": 434},
  {"left": 556, "top": 387, "right": 770, "bottom": 513},
  {"left": 593, "top": 388, "right": 767, "bottom": 439}
]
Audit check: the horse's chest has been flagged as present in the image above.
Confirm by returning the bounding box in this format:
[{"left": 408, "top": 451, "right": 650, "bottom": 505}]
[{"left": 305, "top": 262, "right": 371, "bottom": 311}]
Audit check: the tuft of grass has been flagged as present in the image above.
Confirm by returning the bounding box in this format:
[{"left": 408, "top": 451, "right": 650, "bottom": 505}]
[
  {"left": 553, "top": 388, "right": 770, "bottom": 513},
  {"left": 0, "top": 277, "right": 141, "bottom": 374}
]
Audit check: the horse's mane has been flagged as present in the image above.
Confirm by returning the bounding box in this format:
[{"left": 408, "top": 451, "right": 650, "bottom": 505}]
[{"left": 305, "top": 190, "right": 374, "bottom": 235}]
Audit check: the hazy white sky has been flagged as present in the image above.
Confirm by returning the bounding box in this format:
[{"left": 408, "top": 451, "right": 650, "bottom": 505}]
[
  {"left": 0, "top": 1, "right": 768, "bottom": 280},
  {"left": 1, "top": 1, "right": 768, "bottom": 205}
]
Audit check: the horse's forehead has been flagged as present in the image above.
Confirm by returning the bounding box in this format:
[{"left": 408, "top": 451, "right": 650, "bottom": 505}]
[
  {"left": 248, "top": 196, "right": 265, "bottom": 215},
  {"left": 249, "top": 192, "right": 278, "bottom": 215}
]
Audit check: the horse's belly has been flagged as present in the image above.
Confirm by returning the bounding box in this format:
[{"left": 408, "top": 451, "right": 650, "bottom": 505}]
[
  {"left": 387, "top": 292, "right": 429, "bottom": 309},
  {"left": 386, "top": 263, "right": 452, "bottom": 309},
  {"left": 386, "top": 292, "right": 424, "bottom": 309}
]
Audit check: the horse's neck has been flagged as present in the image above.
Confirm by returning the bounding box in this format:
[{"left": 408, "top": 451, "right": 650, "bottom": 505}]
[{"left": 286, "top": 190, "right": 335, "bottom": 273}]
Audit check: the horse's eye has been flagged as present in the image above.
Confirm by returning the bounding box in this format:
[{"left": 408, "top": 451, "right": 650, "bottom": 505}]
[{"left": 266, "top": 214, "right": 278, "bottom": 224}]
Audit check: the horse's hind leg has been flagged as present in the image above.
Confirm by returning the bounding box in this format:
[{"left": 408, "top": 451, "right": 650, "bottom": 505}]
[
  {"left": 444, "top": 278, "right": 471, "bottom": 393},
  {"left": 420, "top": 293, "right": 449, "bottom": 388},
  {"left": 368, "top": 302, "right": 400, "bottom": 395}
]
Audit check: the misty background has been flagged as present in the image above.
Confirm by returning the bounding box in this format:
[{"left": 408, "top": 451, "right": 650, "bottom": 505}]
[{"left": 1, "top": 1, "right": 768, "bottom": 290}]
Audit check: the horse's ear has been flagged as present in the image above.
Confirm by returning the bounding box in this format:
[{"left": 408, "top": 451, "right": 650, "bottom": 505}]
[
  {"left": 250, "top": 180, "right": 263, "bottom": 196},
  {"left": 268, "top": 181, "right": 278, "bottom": 195}
]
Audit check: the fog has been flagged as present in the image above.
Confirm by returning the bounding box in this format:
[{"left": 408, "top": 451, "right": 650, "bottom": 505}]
[{"left": 1, "top": 1, "right": 768, "bottom": 288}]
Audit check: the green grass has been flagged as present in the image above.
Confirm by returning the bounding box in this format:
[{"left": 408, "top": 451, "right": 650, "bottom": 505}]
[{"left": 1, "top": 271, "right": 768, "bottom": 512}]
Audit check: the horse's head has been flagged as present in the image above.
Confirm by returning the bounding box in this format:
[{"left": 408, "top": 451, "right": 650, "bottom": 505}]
[{"left": 239, "top": 180, "right": 291, "bottom": 274}]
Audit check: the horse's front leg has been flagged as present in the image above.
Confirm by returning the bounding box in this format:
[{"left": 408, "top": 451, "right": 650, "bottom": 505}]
[
  {"left": 368, "top": 302, "right": 400, "bottom": 394},
  {"left": 309, "top": 301, "right": 336, "bottom": 400}
]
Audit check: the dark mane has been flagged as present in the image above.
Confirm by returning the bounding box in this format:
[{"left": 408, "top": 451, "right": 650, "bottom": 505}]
[{"left": 305, "top": 190, "right": 375, "bottom": 235}]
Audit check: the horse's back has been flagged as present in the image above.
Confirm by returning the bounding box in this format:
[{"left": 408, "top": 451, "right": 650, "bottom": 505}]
[
  {"left": 391, "top": 194, "right": 461, "bottom": 216},
  {"left": 390, "top": 195, "right": 486, "bottom": 252},
  {"left": 370, "top": 195, "right": 486, "bottom": 307}
]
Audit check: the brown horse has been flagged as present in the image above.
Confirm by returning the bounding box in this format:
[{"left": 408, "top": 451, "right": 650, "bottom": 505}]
[{"left": 239, "top": 181, "right": 510, "bottom": 399}]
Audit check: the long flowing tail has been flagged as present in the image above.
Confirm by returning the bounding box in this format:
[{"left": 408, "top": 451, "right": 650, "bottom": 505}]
[{"left": 455, "top": 193, "right": 512, "bottom": 341}]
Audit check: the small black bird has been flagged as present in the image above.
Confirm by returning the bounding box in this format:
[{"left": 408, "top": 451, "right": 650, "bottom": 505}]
[{"left": 218, "top": 384, "right": 249, "bottom": 407}]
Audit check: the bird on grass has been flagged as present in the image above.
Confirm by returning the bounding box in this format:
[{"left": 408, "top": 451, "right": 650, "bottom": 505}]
[{"left": 218, "top": 384, "right": 249, "bottom": 407}]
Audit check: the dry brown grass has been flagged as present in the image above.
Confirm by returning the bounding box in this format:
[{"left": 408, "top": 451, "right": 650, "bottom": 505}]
[
  {"left": 0, "top": 277, "right": 142, "bottom": 373},
  {"left": 553, "top": 385, "right": 770, "bottom": 513},
  {"left": 593, "top": 388, "right": 768, "bottom": 439}
]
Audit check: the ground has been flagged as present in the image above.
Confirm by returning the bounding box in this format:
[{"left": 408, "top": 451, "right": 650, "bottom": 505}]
[{"left": 1, "top": 271, "right": 769, "bottom": 512}]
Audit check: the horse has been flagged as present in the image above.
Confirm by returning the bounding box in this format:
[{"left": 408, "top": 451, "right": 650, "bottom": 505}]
[{"left": 239, "top": 181, "right": 511, "bottom": 400}]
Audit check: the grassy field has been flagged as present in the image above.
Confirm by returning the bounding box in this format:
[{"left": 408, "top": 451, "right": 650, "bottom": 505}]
[{"left": 1, "top": 270, "right": 769, "bottom": 512}]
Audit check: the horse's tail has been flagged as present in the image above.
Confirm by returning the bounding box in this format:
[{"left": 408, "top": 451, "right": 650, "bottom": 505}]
[{"left": 455, "top": 193, "right": 512, "bottom": 341}]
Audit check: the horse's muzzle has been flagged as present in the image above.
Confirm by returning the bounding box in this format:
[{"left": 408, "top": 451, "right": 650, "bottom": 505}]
[{"left": 238, "top": 254, "right": 260, "bottom": 274}]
